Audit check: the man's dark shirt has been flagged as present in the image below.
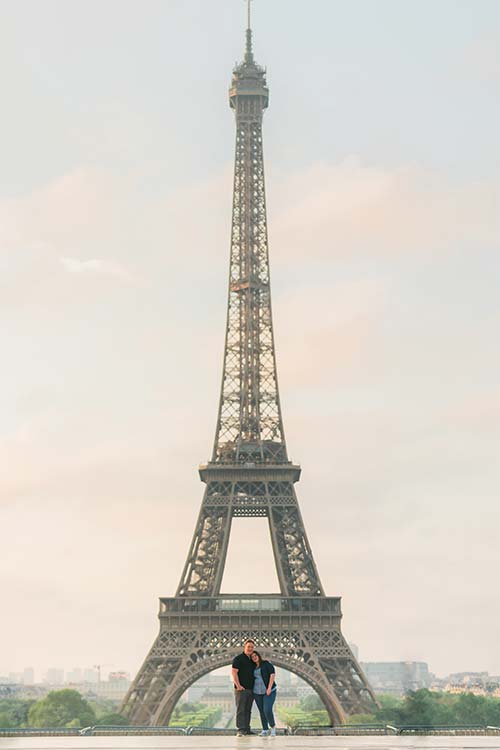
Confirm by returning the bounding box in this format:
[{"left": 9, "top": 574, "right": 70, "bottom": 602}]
[{"left": 232, "top": 652, "right": 255, "bottom": 690}]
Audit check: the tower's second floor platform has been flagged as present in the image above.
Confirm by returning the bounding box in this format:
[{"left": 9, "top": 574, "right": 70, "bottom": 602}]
[{"left": 158, "top": 595, "right": 342, "bottom": 629}]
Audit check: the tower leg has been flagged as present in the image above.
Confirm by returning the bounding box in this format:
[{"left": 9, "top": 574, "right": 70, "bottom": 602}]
[{"left": 176, "top": 503, "right": 232, "bottom": 597}]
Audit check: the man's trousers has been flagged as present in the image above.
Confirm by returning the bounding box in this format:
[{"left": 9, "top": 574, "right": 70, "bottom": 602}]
[{"left": 234, "top": 688, "right": 254, "bottom": 733}]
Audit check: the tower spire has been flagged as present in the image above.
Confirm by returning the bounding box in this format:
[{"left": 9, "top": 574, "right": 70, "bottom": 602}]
[{"left": 245, "top": 0, "right": 254, "bottom": 63}]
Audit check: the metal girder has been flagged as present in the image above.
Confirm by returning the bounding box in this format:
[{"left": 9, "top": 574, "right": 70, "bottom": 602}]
[
  {"left": 176, "top": 477, "right": 323, "bottom": 597},
  {"left": 213, "top": 52, "right": 284, "bottom": 466},
  {"left": 121, "top": 599, "right": 377, "bottom": 726}
]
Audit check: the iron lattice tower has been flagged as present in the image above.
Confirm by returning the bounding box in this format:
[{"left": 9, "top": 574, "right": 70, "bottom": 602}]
[{"left": 122, "top": 8, "right": 377, "bottom": 725}]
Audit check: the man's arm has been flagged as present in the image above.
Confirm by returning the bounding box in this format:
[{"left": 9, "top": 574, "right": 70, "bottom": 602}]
[{"left": 232, "top": 667, "right": 244, "bottom": 690}]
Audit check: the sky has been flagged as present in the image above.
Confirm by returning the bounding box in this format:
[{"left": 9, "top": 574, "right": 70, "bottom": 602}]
[{"left": 1, "top": 0, "right": 500, "bottom": 683}]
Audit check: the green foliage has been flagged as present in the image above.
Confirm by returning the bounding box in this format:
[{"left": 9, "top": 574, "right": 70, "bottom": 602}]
[
  {"left": 276, "top": 693, "right": 332, "bottom": 728},
  {"left": 300, "top": 694, "right": 326, "bottom": 712},
  {"left": 276, "top": 706, "right": 329, "bottom": 727},
  {"left": 345, "top": 712, "right": 378, "bottom": 725},
  {"left": 372, "top": 690, "right": 500, "bottom": 728},
  {"left": 377, "top": 694, "right": 402, "bottom": 710},
  {"left": 94, "top": 712, "right": 129, "bottom": 726},
  {"left": 0, "top": 699, "right": 35, "bottom": 728},
  {"left": 87, "top": 697, "right": 121, "bottom": 720},
  {"left": 277, "top": 690, "right": 500, "bottom": 729},
  {"left": 168, "top": 701, "right": 222, "bottom": 728},
  {"left": 27, "top": 689, "right": 96, "bottom": 728}
]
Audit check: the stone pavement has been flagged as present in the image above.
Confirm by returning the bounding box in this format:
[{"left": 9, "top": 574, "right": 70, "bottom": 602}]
[{"left": 2, "top": 737, "right": 500, "bottom": 750}]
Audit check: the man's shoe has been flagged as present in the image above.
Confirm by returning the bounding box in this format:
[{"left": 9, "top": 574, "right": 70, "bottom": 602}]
[
  {"left": 236, "top": 730, "right": 245, "bottom": 737},
  {"left": 246, "top": 730, "right": 257, "bottom": 735}
]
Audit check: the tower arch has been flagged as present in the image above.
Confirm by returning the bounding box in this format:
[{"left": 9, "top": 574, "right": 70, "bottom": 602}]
[{"left": 135, "top": 653, "right": 347, "bottom": 727}]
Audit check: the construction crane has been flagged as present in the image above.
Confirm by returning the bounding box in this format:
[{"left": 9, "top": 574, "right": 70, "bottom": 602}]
[{"left": 93, "top": 664, "right": 112, "bottom": 685}]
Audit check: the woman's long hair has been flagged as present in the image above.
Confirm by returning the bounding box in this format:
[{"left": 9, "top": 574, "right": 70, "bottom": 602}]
[{"left": 252, "top": 650, "right": 263, "bottom": 667}]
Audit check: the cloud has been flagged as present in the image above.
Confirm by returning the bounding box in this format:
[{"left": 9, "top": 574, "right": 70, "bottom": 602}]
[
  {"left": 1, "top": 157, "right": 499, "bottom": 677},
  {"left": 444, "top": 389, "right": 500, "bottom": 433},
  {"left": 270, "top": 158, "right": 500, "bottom": 261},
  {"left": 462, "top": 35, "right": 500, "bottom": 82},
  {"left": 60, "top": 256, "right": 136, "bottom": 282},
  {"left": 275, "top": 278, "right": 386, "bottom": 388}
]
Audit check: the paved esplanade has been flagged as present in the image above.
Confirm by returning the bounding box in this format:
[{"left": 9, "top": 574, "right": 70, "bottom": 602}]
[{"left": 2, "top": 738, "right": 500, "bottom": 750}]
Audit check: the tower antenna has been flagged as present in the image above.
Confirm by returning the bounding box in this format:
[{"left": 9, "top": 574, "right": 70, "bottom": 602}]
[{"left": 245, "top": 0, "right": 254, "bottom": 62}]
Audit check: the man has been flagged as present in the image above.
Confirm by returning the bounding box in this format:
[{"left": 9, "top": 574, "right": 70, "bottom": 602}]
[{"left": 232, "top": 638, "right": 256, "bottom": 737}]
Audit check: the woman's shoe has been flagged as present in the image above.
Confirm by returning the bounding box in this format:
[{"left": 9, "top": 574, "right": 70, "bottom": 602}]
[
  {"left": 270, "top": 727, "right": 277, "bottom": 737},
  {"left": 260, "top": 730, "right": 270, "bottom": 736}
]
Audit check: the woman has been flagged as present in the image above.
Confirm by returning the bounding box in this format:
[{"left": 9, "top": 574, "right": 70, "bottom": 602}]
[{"left": 251, "top": 650, "right": 277, "bottom": 737}]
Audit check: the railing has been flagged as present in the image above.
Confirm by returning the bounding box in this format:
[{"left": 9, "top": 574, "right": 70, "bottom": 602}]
[
  {"left": 0, "top": 728, "right": 82, "bottom": 737},
  {"left": 392, "top": 724, "right": 500, "bottom": 736},
  {"left": 0, "top": 725, "right": 187, "bottom": 737},
  {"left": 291, "top": 723, "right": 500, "bottom": 736},
  {"left": 291, "top": 723, "right": 387, "bottom": 736},
  {"left": 159, "top": 594, "right": 341, "bottom": 614},
  {"left": 2, "top": 723, "right": 499, "bottom": 737},
  {"left": 186, "top": 726, "right": 287, "bottom": 735}
]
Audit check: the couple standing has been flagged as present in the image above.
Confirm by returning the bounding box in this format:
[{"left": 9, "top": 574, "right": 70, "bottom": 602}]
[{"left": 231, "top": 638, "right": 277, "bottom": 738}]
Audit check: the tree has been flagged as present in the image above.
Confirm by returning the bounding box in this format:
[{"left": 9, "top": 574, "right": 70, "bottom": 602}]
[
  {"left": 94, "top": 712, "right": 129, "bottom": 726},
  {"left": 372, "top": 689, "right": 500, "bottom": 728},
  {"left": 346, "top": 712, "right": 377, "bottom": 725},
  {"left": 300, "top": 694, "right": 325, "bottom": 712},
  {"left": 28, "top": 689, "right": 96, "bottom": 728},
  {"left": 0, "top": 699, "right": 35, "bottom": 728}
]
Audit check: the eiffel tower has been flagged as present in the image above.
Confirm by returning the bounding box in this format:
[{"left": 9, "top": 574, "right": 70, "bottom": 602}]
[{"left": 121, "top": 5, "right": 377, "bottom": 726}]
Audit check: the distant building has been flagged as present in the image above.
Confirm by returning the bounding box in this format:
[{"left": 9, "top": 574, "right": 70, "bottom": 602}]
[
  {"left": 361, "top": 661, "right": 431, "bottom": 696},
  {"left": 23, "top": 667, "right": 35, "bottom": 685},
  {"left": 83, "top": 668, "right": 98, "bottom": 684},
  {"left": 449, "top": 671, "right": 489, "bottom": 683},
  {"left": 0, "top": 683, "right": 48, "bottom": 700},
  {"left": 197, "top": 689, "right": 234, "bottom": 713},
  {"left": 296, "top": 683, "right": 316, "bottom": 699},
  {"left": 277, "top": 668, "right": 292, "bottom": 686},
  {"left": 441, "top": 672, "right": 500, "bottom": 697},
  {"left": 66, "top": 668, "right": 83, "bottom": 684},
  {"left": 185, "top": 670, "right": 314, "bottom": 712},
  {"left": 67, "top": 672, "right": 131, "bottom": 703},
  {"left": 44, "top": 668, "right": 64, "bottom": 685},
  {"left": 92, "top": 676, "right": 131, "bottom": 702},
  {"left": 109, "top": 671, "right": 130, "bottom": 682},
  {"left": 186, "top": 673, "right": 230, "bottom": 703}
]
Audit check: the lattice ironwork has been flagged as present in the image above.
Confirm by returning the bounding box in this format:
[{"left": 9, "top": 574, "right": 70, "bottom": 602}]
[
  {"left": 122, "top": 599, "right": 376, "bottom": 726},
  {"left": 121, "top": 13, "right": 377, "bottom": 727},
  {"left": 176, "top": 477, "right": 323, "bottom": 596}
]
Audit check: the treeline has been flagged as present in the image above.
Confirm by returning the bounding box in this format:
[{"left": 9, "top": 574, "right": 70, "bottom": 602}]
[
  {"left": 0, "top": 691, "right": 221, "bottom": 730},
  {"left": 277, "top": 690, "right": 500, "bottom": 728},
  {"left": 370, "top": 690, "right": 500, "bottom": 727},
  {"left": 3, "top": 687, "right": 500, "bottom": 729},
  {"left": 169, "top": 701, "right": 222, "bottom": 728},
  {"left": 0, "top": 690, "right": 127, "bottom": 729}
]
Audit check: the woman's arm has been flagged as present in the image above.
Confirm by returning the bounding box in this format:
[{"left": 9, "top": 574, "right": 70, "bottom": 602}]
[{"left": 266, "top": 671, "right": 275, "bottom": 695}]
